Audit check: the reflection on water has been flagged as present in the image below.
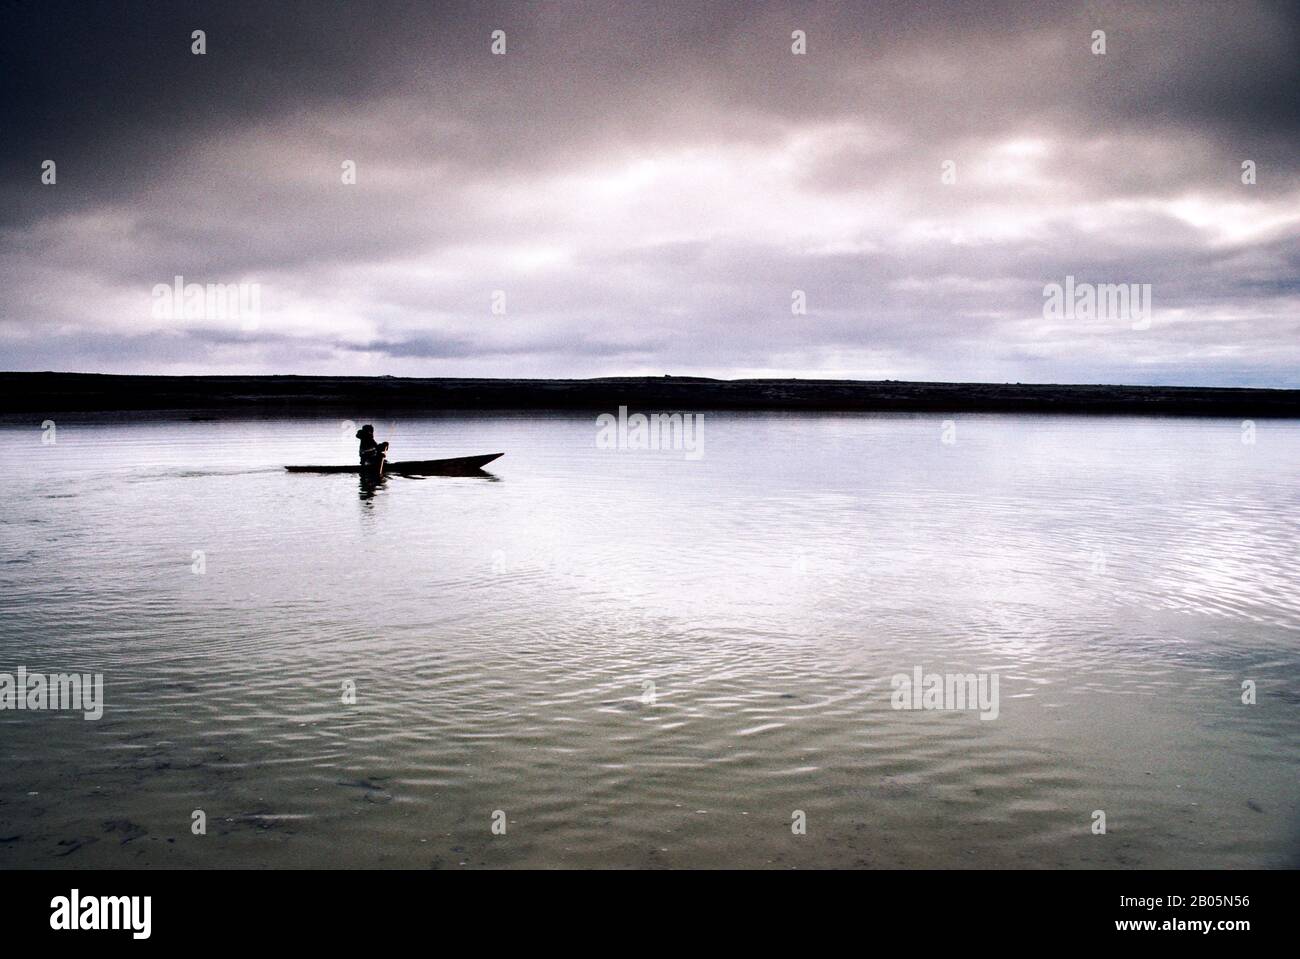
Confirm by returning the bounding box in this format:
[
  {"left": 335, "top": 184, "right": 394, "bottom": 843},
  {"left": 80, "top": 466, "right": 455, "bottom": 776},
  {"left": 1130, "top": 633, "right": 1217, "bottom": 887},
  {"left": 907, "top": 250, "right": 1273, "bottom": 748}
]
[
  {"left": 359, "top": 469, "right": 499, "bottom": 503},
  {"left": 358, "top": 474, "right": 386, "bottom": 503},
  {"left": 0, "top": 412, "right": 1297, "bottom": 868}
]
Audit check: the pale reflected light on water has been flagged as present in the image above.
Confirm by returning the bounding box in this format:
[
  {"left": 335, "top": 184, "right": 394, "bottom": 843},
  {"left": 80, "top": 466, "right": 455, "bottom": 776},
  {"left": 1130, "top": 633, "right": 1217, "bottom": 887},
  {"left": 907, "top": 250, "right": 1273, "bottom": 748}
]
[{"left": 1, "top": 412, "right": 1297, "bottom": 868}]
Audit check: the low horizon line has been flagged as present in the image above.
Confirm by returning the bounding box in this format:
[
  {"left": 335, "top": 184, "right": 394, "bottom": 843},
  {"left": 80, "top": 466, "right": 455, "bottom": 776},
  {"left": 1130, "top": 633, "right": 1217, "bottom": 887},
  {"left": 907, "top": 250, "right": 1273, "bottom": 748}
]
[{"left": 6, "top": 370, "right": 1300, "bottom": 393}]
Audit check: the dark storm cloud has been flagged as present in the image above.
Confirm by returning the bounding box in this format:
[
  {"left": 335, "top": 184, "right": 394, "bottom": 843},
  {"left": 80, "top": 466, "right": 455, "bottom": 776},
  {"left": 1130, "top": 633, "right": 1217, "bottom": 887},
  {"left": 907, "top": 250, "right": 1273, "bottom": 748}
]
[{"left": 1, "top": 0, "right": 1298, "bottom": 383}]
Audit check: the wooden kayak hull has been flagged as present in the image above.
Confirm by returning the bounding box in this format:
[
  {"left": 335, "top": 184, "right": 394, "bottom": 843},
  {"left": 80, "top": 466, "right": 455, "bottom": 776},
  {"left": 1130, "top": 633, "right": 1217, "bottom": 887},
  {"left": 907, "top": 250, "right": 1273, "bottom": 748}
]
[{"left": 285, "top": 453, "right": 503, "bottom": 476}]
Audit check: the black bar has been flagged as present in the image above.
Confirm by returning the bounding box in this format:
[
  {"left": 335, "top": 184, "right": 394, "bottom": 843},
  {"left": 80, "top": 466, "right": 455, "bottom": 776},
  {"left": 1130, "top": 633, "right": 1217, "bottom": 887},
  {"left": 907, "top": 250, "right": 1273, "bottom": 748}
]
[{"left": 2, "top": 869, "right": 1287, "bottom": 945}]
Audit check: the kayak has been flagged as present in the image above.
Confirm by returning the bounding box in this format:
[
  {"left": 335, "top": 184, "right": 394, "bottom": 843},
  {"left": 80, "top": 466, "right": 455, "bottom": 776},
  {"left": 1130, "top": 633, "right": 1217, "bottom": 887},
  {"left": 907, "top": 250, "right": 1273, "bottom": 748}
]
[{"left": 285, "top": 453, "right": 503, "bottom": 476}]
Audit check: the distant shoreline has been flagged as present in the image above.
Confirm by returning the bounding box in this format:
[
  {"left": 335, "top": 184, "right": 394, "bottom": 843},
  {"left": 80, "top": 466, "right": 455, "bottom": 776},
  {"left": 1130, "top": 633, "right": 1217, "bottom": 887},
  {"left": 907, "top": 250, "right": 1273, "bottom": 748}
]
[{"left": 3, "top": 372, "right": 1299, "bottom": 418}]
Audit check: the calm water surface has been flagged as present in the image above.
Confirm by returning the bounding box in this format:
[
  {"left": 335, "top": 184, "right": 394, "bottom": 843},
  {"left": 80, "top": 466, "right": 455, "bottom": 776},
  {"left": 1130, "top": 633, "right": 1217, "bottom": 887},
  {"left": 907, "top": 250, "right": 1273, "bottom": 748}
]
[{"left": 1, "top": 412, "right": 1297, "bottom": 868}]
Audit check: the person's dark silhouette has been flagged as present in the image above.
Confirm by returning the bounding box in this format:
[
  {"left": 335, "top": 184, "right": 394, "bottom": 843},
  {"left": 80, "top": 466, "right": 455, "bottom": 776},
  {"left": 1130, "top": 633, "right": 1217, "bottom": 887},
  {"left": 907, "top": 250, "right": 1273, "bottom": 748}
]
[{"left": 356, "top": 424, "right": 389, "bottom": 475}]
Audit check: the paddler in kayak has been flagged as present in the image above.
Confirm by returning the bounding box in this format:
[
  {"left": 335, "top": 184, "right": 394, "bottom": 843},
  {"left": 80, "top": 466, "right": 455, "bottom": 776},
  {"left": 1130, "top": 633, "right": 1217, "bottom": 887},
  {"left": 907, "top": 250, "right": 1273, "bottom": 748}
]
[{"left": 356, "top": 424, "right": 389, "bottom": 479}]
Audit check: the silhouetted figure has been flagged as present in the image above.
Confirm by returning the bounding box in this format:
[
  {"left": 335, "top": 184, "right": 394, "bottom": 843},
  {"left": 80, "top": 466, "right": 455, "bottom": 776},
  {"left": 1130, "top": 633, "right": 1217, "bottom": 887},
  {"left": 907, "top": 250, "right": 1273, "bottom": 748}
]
[{"left": 356, "top": 424, "right": 388, "bottom": 479}]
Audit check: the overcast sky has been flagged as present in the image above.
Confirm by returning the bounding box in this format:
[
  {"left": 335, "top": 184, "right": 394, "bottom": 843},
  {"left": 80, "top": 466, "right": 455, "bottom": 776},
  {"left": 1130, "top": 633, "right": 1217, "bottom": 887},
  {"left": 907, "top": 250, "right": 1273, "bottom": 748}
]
[{"left": 2, "top": 0, "right": 1297, "bottom": 385}]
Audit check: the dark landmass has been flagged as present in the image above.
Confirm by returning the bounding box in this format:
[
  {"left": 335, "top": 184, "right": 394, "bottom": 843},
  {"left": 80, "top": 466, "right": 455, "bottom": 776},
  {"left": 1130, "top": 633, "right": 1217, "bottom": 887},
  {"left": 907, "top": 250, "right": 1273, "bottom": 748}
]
[{"left": 3, "top": 372, "right": 1298, "bottom": 417}]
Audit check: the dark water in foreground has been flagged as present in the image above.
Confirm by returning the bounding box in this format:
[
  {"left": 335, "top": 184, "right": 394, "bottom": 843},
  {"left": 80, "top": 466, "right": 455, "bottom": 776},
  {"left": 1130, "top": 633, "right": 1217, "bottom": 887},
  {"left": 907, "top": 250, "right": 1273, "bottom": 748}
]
[{"left": 1, "top": 412, "right": 1297, "bottom": 868}]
